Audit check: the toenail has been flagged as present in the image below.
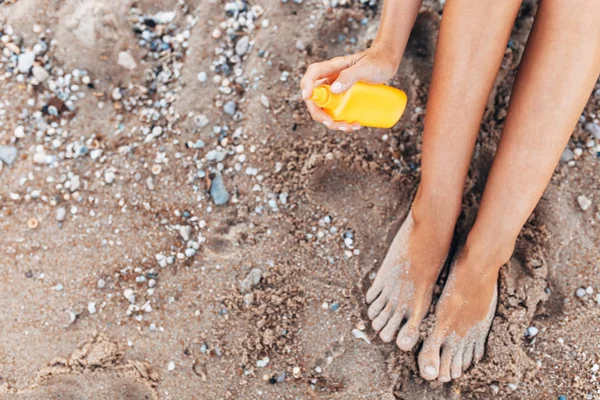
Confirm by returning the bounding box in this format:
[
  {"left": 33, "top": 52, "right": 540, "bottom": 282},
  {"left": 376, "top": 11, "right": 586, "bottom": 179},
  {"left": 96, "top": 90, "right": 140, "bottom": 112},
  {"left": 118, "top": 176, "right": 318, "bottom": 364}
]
[
  {"left": 439, "top": 375, "right": 450, "bottom": 383},
  {"left": 424, "top": 365, "right": 437, "bottom": 378},
  {"left": 399, "top": 336, "right": 412, "bottom": 346}
]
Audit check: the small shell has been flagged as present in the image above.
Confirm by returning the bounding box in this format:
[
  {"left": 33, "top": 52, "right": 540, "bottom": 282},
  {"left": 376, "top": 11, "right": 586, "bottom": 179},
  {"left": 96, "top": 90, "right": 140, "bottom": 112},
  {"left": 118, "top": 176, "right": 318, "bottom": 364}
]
[{"left": 27, "top": 217, "right": 39, "bottom": 229}]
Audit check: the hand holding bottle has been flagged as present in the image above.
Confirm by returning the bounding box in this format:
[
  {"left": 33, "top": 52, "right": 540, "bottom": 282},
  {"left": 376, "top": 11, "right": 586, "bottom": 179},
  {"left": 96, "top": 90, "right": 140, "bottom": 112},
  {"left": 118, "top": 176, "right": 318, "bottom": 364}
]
[{"left": 300, "top": 44, "right": 400, "bottom": 131}]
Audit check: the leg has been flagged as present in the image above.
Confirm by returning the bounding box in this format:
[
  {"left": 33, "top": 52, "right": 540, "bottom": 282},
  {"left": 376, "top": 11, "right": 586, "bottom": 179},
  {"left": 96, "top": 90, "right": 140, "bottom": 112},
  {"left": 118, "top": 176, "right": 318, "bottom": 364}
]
[
  {"left": 419, "top": 0, "right": 600, "bottom": 382},
  {"left": 366, "top": 0, "right": 522, "bottom": 350}
]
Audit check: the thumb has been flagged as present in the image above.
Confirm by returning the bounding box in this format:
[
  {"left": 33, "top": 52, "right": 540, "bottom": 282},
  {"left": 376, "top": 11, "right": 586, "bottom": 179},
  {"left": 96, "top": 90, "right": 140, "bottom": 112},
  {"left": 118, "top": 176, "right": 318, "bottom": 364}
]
[{"left": 330, "top": 65, "right": 365, "bottom": 94}]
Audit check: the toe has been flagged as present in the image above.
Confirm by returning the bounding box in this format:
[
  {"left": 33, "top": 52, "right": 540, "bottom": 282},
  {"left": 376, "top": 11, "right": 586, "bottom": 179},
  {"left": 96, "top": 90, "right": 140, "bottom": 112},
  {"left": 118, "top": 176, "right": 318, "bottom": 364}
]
[
  {"left": 418, "top": 336, "right": 442, "bottom": 381},
  {"left": 462, "top": 342, "right": 475, "bottom": 371},
  {"left": 365, "top": 282, "right": 383, "bottom": 304},
  {"left": 396, "top": 313, "right": 422, "bottom": 351},
  {"left": 474, "top": 337, "right": 486, "bottom": 363},
  {"left": 367, "top": 294, "right": 387, "bottom": 320},
  {"left": 372, "top": 302, "right": 394, "bottom": 331},
  {"left": 379, "top": 309, "right": 405, "bottom": 342},
  {"left": 437, "top": 346, "right": 453, "bottom": 382},
  {"left": 450, "top": 347, "right": 464, "bottom": 380}
]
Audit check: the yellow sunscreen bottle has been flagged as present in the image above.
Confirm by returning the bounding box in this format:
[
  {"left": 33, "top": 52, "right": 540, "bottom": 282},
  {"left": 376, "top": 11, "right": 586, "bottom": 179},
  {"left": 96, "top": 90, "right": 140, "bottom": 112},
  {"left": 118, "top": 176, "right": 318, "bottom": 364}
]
[{"left": 309, "top": 82, "right": 407, "bottom": 128}]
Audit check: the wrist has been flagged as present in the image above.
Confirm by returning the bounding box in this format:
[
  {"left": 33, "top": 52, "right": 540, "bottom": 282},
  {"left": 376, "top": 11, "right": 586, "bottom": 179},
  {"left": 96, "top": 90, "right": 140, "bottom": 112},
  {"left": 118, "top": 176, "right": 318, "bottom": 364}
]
[{"left": 369, "top": 39, "right": 402, "bottom": 72}]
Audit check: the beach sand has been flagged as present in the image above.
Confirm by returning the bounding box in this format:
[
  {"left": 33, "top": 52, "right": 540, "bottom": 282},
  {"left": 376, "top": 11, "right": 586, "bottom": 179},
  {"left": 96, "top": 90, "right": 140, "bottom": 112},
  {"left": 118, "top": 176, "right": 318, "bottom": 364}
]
[{"left": 0, "top": 0, "right": 599, "bottom": 398}]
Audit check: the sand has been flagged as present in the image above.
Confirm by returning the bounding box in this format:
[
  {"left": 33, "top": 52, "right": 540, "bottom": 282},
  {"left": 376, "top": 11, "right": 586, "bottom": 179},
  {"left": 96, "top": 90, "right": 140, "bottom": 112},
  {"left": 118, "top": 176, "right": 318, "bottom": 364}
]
[{"left": 0, "top": 0, "right": 599, "bottom": 399}]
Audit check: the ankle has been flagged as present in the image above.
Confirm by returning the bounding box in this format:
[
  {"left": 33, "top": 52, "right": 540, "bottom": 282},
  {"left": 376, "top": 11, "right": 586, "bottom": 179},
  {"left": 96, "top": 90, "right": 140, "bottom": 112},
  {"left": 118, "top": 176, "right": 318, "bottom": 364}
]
[
  {"left": 411, "top": 186, "right": 462, "bottom": 235},
  {"left": 461, "top": 232, "right": 516, "bottom": 270}
]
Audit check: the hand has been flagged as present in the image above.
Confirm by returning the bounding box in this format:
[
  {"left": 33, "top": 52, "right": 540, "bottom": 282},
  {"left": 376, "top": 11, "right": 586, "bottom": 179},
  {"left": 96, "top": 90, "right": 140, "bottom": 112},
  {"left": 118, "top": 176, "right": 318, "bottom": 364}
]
[{"left": 300, "top": 44, "right": 399, "bottom": 131}]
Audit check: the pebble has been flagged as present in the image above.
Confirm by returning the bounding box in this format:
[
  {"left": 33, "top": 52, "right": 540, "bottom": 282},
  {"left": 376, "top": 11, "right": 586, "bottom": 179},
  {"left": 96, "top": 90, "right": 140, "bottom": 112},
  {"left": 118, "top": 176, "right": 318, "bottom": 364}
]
[
  {"left": 352, "top": 328, "right": 371, "bottom": 344},
  {"left": 260, "top": 95, "right": 270, "bottom": 108},
  {"left": 88, "top": 302, "right": 97, "bottom": 314},
  {"left": 240, "top": 268, "right": 262, "bottom": 293},
  {"left": 256, "top": 357, "right": 269, "bottom": 368},
  {"left": 526, "top": 326, "right": 539, "bottom": 337},
  {"left": 56, "top": 207, "right": 67, "bottom": 222},
  {"left": 167, "top": 361, "right": 176, "bottom": 371},
  {"left": 54, "top": 283, "right": 64, "bottom": 291},
  {"left": 584, "top": 122, "right": 600, "bottom": 139},
  {"left": 104, "top": 169, "right": 116, "bottom": 184},
  {"left": 17, "top": 51, "right": 35, "bottom": 73},
  {"left": 0, "top": 146, "right": 18, "bottom": 165},
  {"left": 560, "top": 148, "right": 574, "bottom": 163},
  {"left": 185, "top": 248, "right": 196, "bottom": 257},
  {"left": 223, "top": 100, "right": 237, "bottom": 115},
  {"left": 32, "top": 65, "right": 49, "bottom": 82},
  {"left": 490, "top": 384, "right": 499, "bottom": 395},
  {"left": 97, "top": 279, "right": 106, "bottom": 289},
  {"left": 558, "top": 396, "right": 567, "bottom": 400},
  {"left": 118, "top": 51, "right": 137, "bottom": 70},
  {"left": 235, "top": 36, "right": 250, "bottom": 56},
  {"left": 14, "top": 125, "right": 25, "bottom": 139},
  {"left": 507, "top": 383, "right": 518, "bottom": 391},
  {"left": 576, "top": 287, "right": 587, "bottom": 298},
  {"left": 123, "top": 288, "right": 136, "bottom": 304},
  {"left": 577, "top": 195, "right": 592, "bottom": 211},
  {"left": 197, "top": 71, "right": 207, "bottom": 83},
  {"left": 209, "top": 172, "right": 230, "bottom": 205},
  {"left": 179, "top": 225, "right": 193, "bottom": 242}
]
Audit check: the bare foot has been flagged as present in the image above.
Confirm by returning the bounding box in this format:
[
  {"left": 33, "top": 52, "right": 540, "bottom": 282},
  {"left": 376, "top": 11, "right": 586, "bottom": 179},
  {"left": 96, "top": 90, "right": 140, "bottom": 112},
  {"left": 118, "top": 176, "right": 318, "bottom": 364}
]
[
  {"left": 418, "top": 244, "right": 503, "bottom": 382},
  {"left": 365, "top": 206, "right": 455, "bottom": 351}
]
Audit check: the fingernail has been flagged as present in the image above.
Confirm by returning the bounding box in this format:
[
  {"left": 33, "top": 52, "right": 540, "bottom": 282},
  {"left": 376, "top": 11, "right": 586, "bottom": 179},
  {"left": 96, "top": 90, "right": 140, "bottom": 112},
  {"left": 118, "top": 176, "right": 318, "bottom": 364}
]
[
  {"left": 302, "top": 89, "right": 310, "bottom": 99},
  {"left": 339, "top": 126, "right": 347, "bottom": 131},
  {"left": 330, "top": 82, "right": 342, "bottom": 93},
  {"left": 323, "top": 120, "right": 332, "bottom": 127},
  {"left": 352, "top": 126, "right": 361, "bottom": 131}
]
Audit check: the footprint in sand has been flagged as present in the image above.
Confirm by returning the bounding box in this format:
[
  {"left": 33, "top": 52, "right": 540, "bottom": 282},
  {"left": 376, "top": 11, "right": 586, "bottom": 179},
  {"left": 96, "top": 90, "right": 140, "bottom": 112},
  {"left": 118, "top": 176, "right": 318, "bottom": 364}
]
[{"left": 7, "top": 335, "right": 158, "bottom": 400}]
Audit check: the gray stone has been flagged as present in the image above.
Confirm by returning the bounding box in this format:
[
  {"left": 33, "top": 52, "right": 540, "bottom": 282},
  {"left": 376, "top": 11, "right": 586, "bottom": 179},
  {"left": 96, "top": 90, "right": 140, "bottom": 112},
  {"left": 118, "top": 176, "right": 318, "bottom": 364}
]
[
  {"left": 235, "top": 36, "right": 250, "bottom": 56},
  {"left": 560, "top": 148, "right": 574, "bottom": 163},
  {"left": 223, "top": 100, "right": 236, "bottom": 115},
  {"left": 209, "top": 172, "right": 229, "bottom": 205},
  {"left": 0, "top": 145, "right": 18, "bottom": 165},
  {"left": 584, "top": 122, "right": 600, "bottom": 139}
]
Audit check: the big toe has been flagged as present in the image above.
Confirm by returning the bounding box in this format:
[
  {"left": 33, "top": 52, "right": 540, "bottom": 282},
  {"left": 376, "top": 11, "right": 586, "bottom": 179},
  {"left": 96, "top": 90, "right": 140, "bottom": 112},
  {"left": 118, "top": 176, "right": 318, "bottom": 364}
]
[{"left": 418, "top": 337, "right": 442, "bottom": 380}]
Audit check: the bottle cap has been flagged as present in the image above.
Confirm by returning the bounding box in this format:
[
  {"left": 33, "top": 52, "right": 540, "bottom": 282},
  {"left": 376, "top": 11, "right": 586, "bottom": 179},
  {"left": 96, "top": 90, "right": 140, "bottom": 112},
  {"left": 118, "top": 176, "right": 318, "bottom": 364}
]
[{"left": 310, "top": 86, "right": 329, "bottom": 107}]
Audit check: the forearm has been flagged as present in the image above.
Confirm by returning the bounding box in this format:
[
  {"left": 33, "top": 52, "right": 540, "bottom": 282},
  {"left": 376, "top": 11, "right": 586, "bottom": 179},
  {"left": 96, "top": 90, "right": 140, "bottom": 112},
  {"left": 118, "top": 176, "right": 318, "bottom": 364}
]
[{"left": 372, "top": 0, "right": 423, "bottom": 68}]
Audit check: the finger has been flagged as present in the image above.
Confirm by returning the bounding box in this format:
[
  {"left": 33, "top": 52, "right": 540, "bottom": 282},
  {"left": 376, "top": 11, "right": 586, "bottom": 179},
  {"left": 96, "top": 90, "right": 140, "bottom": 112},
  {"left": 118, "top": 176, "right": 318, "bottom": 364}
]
[
  {"left": 301, "top": 57, "right": 350, "bottom": 99},
  {"left": 329, "top": 121, "right": 351, "bottom": 132},
  {"left": 330, "top": 62, "right": 368, "bottom": 94},
  {"left": 349, "top": 122, "right": 362, "bottom": 131},
  {"left": 306, "top": 100, "right": 333, "bottom": 125}
]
